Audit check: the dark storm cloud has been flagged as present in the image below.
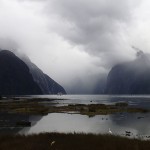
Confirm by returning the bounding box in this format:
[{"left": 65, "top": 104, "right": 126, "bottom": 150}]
[{"left": 47, "top": 0, "right": 135, "bottom": 55}]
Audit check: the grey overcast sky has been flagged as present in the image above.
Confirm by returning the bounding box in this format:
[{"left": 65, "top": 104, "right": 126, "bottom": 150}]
[{"left": 0, "top": 0, "right": 150, "bottom": 93}]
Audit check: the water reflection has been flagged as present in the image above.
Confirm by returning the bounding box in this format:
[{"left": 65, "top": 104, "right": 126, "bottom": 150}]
[
  {"left": 20, "top": 113, "right": 111, "bottom": 134},
  {"left": 0, "top": 113, "right": 42, "bottom": 134},
  {"left": 110, "top": 112, "right": 150, "bottom": 136},
  {"left": 20, "top": 112, "right": 150, "bottom": 139},
  {"left": 0, "top": 113, "right": 28, "bottom": 134}
]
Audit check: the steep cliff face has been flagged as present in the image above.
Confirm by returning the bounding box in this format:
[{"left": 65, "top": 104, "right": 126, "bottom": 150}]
[
  {"left": 106, "top": 54, "right": 150, "bottom": 94},
  {"left": 21, "top": 56, "right": 66, "bottom": 94},
  {"left": 0, "top": 50, "right": 42, "bottom": 95}
]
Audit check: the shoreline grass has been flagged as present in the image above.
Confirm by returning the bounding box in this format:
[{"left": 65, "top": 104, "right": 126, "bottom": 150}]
[
  {"left": 0, "top": 133, "right": 150, "bottom": 150},
  {"left": 0, "top": 98, "right": 149, "bottom": 116}
]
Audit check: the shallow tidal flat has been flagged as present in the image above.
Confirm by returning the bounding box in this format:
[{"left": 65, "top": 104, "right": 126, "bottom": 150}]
[{"left": 0, "top": 98, "right": 149, "bottom": 116}]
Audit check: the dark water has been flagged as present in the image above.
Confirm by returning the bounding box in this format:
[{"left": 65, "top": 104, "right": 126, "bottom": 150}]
[{"left": 1, "top": 95, "right": 150, "bottom": 139}]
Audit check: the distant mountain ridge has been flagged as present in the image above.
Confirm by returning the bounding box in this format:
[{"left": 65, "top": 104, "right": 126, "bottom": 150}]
[
  {"left": 0, "top": 50, "right": 66, "bottom": 95},
  {"left": 105, "top": 53, "right": 150, "bottom": 94},
  {"left": 21, "top": 56, "right": 66, "bottom": 94}
]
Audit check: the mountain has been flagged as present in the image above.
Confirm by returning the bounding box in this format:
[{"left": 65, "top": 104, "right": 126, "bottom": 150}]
[
  {"left": 20, "top": 55, "right": 66, "bottom": 94},
  {"left": 0, "top": 50, "right": 42, "bottom": 95},
  {"left": 105, "top": 53, "right": 150, "bottom": 94},
  {"left": 93, "top": 76, "right": 107, "bottom": 94}
]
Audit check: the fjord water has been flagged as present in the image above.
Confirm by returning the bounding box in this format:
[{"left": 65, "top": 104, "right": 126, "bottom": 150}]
[
  {"left": 32, "top": 94, "right": 150, "bottom": 108},
  {"left": 2, "top": 95, "right": 150, "bottom": 138}
]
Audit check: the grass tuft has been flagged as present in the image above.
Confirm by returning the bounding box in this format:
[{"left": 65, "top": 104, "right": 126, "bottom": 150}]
[{"left": 0, "top": 133, "right": 150, "bottom": 150}]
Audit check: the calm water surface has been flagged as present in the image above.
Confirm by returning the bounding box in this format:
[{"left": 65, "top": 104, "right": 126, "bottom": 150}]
[
  {"left": 32, "top": 94, "right": 150, "bottom": 108},
  {"left": 1, "top": 95, "right": 150, "bottom": 138}
]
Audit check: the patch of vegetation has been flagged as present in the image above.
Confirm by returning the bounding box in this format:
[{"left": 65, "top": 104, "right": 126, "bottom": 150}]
[
  {"left": 0, "top": 133, "right": 150, "bottom": 150},
  {"left": 115, "top": 102, "right": 128, "bottom": 107},
  {"left": 64, "top": 103, "right": 148, "bottom": 116},
  {"left": 0, "top": 99, "right": 149, "bottom": 116},
  {"left": 0, "top": 100, "right": 49, "bottom": 115}
]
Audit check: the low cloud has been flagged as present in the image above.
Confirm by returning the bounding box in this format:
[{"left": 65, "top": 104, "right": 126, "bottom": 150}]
[
  {"left": 46, "top": 0, "right": 139, "bottom": 65},
  {"left": 0, "top": 0, "right": 150, "bottom": 93}
]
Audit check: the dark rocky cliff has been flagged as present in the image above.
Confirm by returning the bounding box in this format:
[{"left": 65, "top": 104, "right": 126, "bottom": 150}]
[
  {"left": 106, "top": 53, "right": 150, "bottom": 94},
  {"left": 0, "top": 50, "right": 42, "bottom": 95},
  {"left": 21, "top": 55, "right": 66, "bottom": 94}
]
